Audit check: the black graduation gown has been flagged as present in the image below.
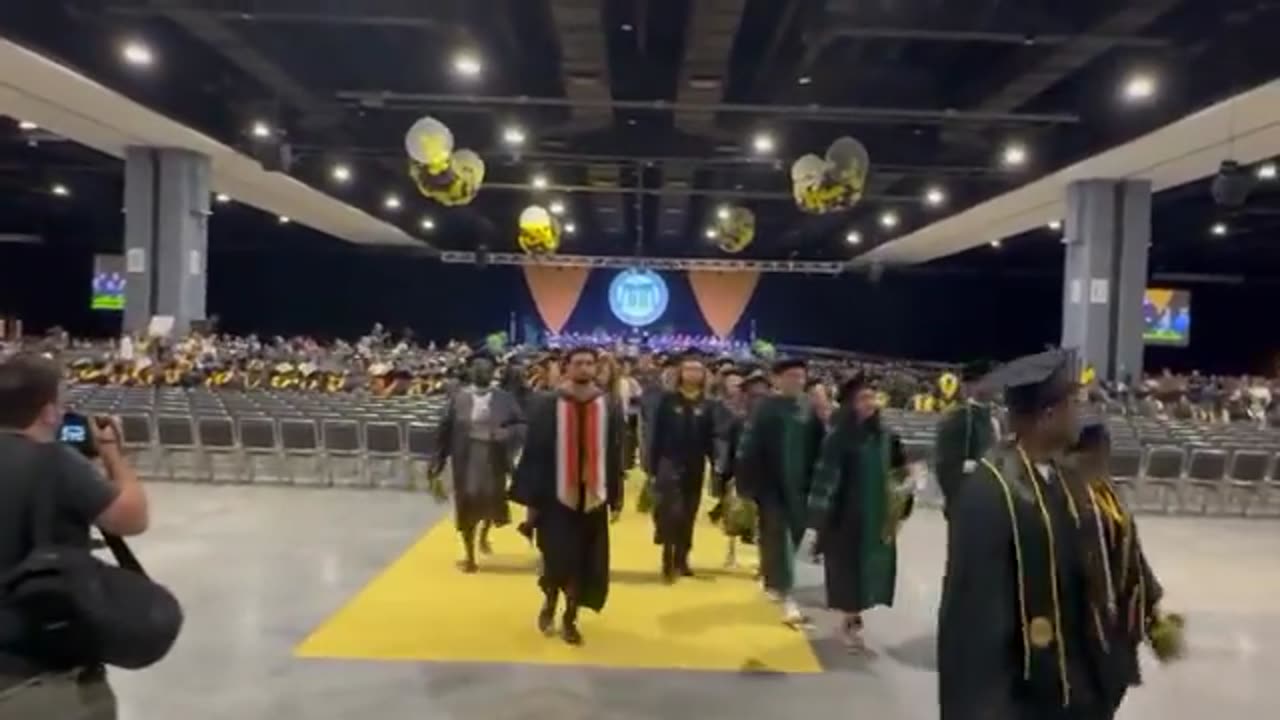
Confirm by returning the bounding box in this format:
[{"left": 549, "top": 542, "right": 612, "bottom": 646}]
[
  {"left": 938, "top": 457, "right": 1113, "bottom": 720},
  {"left": 645, "top": 391, "right": 717, "bottom": 550},
  {"left": 509, "top": 391, "right": 624, "bottom": 612}
]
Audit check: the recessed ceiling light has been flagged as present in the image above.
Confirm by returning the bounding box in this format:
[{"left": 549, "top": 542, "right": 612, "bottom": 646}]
[
  {"left": 330, "top": 164, "right": 352, "bottom": 183},
  {"left": 250, "top": 120, "right": 272, "bottom": 139},
  {"left": 565, "top": 222, "right": 577, "bottom": 235},
  {"left": 452, "top": 52, "right": 482, "bottom": 78},
  {"left": 420, "top": 217, "right": 436, "bottom": 231},
  {"left": 716, "top": 205, "right": 731, "bottom": 221},
  {"left": 923, "top": 186, "right": 946, "bottom": 207},
  {"left": 50, "top": 183, "right": 70, "bottom": 197},
  {"left": 502, "top": 125, "right": 527, "bottom": 147},
  {"left": 383, "top": 194, "right": 401, "bottom": 210},
  {"left": 214, "top": 193, "right": 231, "bottom": 204},
  {"left": 1047, "top": 219, "right": 1062, "bottom": 231},
  {"left": 278, "top": 215, "right": 291, "bottom": 224},
  {"left": 1210, "top": 221, "right": 1228, "bottom": 237},
  {"left": 845, "top": 230, "right": 862, "bottom": 245},
  {"left": 1257, "top": 162, "right": 1277, "bottom": 181},
  {"left": 990, "top": 239, "right": 1002, "bottom": 249},
  {"left": 879, "top": 210, "right": 899, "bottom": 229},
  {"left": 17, "top": 120, "right": 37, "bottom": 131},
  {"left": 704, "top": 227, "right": 717, "bottom": 239},
  {"left": 1122, "top": 72, "right": 1157, "bottom": 103},
  {"left": 797, "top": 75, "right": 812, "bottom": 86},
  {"left": 1002, "top": 142, "right": 1028, "bottom": 168},
  {"left": 752, "top": 132, "right": 776, "bottom": 155},
  {"left": 549, "top": 200, "right": 566, "bottom": 216},
  {"left": 621, "top": 23, "right": 634, "bottom": 31},
  {"left": 121, "top": 39, "right": 154, "bottom": 67},
  {"left": 531, "top": 173, "right": 549, "bottom": 190}
]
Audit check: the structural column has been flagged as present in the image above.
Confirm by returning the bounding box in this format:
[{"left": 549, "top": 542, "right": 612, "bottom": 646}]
[
  {"left": 1060, "top": 179, "right": 1151, "bottom": 383},
  {"left": 123, "top": 147, "right": 211, "bottom": 335}
]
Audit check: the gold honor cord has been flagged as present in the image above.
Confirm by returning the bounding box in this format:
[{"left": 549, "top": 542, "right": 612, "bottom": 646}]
[{"left": 980, "top": 458, "right": 1032, "bottom": 680}]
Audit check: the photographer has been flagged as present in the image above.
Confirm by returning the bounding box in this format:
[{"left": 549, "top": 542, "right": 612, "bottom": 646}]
[{"left": 0, "top": 354, "right": 149, "bottom": 719}]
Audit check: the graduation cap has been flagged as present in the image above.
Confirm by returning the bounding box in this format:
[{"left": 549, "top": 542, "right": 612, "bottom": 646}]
[
  {"left": 981, "top": 349, "right": 1076, "bottom": 416},
  {"left": 771, "top": 357, "right": 807, "bottom": 374},
  {"left": 742, "top": 368, "right": 771, "bottom": 391}
]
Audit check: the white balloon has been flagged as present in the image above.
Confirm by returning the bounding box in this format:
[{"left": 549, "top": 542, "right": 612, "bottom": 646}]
[
  {"left": 825, "top": 136, "right": 868, "bottom": 172},
  {"left": 450, "top": 148, "right": 485, "bottom": 184},
  {"left": 790, "top": 153, "right": 826, "bottom": 183},
  {"left": 519, "top": 205, "right": 551, "bottom": 227},
  {"left": 404, "top": 116, "right": 454, "bottom": 164}
]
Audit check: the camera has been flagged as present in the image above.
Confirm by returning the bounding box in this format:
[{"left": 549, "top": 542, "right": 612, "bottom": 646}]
[{"left": 59, "top": 411, "right": 101, "bottom": 458}]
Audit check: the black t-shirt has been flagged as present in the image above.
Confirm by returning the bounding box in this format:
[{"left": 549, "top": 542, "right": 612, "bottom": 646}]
[{"left": 0, "top": 432, "right": 119, "bottom": 570}]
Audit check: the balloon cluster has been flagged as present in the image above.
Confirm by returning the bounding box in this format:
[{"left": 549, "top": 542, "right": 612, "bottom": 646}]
[
  {"left": 707, "top": 206, "right": 756, "bottom": 254},
  {"left": 517, "top": 205, "right": 562, "bottom": 255},
  {"left": 404, "top": 115, "right": 486, "bottom": 207},
  {"left": 791, "top": 136, "right": 870, "bottom": 214}
]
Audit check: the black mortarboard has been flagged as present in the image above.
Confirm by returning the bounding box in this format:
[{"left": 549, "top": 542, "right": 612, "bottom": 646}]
[
  {"left": 742, "top": 368, "right": 770, "bottom": 390},
  {"left": 981, "top": 349, "right": 1076, "bottom": 416},
  {"left": 772, "top": 357, "right": 807, "bottom": 374},
  {"left": 1073, "top": 423, "right": 1111, "bottom": 451}
]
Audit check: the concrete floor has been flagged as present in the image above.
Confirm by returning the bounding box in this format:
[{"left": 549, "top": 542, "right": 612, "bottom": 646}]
[{"left": 111, "top": 484, "right": 1280, "bottom": 720}]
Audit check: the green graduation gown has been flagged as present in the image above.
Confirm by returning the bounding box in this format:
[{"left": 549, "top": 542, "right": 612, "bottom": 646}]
[{"left": 933, "top": 400, "right": 997, "bottom": 514}]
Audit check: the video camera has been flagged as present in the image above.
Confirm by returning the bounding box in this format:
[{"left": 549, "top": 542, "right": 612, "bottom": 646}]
[{"left": 59, "top": 411, "right": 110, "bottom": 458}]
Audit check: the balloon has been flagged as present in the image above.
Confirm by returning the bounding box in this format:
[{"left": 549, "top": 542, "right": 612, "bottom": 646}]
[
  {"left": 518, "top": 205, "right": 561, "bottom": 255},
  {"left": 714, "top": 205, "right": 755, "bottom": 254},
  {"left": 825, "top": 136, "right": 869, "bottom": 183},
  {"left": 450, "top": 149, "right": 485, "bottom": 185},
  {"left": 790, "top": 154, "right": 827, "bottom": 184},
  {"left": 404, "top": 116, "right": 454, "bottom": 172}
]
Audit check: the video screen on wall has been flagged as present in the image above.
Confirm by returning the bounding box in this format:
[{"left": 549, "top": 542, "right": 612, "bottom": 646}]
[
  {"left": 1142, "top": 288, "right": 1191, "bottom": 346},
  {"left": 91, "top": 254, "right": 126, "bottom": 311}
]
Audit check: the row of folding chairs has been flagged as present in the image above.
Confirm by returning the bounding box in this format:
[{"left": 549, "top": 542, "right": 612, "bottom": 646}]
[
  {"left": 119, "top": 413, "right": 443, "bottom": 490},
  {"left": 1109, "top": 444, "right": 1280, "bottom": 516}
]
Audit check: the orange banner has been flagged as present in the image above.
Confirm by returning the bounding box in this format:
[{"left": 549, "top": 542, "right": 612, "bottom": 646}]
[
  {"left": 687, "top": 270, "right": 760, "bottom": 338},
  {"left": 522, "top": 265, "right": 590, "bottom": 334}
]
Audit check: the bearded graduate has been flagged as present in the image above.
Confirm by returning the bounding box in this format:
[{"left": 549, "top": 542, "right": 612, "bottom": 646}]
[
  {"left": 735, "top": 358, "right": 826, "bottom": 626},
  {"left": 937, "top": 350, "right": 1181, "bottom": 720},
  {"left": 798, "top": 374, "right": 912, "bottom": 653},
  {"left": 510, "top": 346, "right": 624, "bottom": 646},
  {"left": 644, "top": 351, "right": 719, "bottom": 583},
  {"left": 429, "top": 352, "right": 524, "bottom": 573}
]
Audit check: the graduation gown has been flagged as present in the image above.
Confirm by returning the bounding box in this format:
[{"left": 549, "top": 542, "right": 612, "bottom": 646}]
[
  {"left": 933, "top": 400, "right": 997, "bottom": 514},
  {"left": 735, "top": 395, "right": 825, "bottom": 593},
  {"left": 434, "top": 386, "right": 525, "bottom": 532},
  {"left": 645, "top": 391, "right": 717, "bottom": 550},
  {"left": 510, "top": 389, "right": 624, "bottom": 612},
  {"left": 938, "top": 443, "right": 1118, "bottom": 720}
]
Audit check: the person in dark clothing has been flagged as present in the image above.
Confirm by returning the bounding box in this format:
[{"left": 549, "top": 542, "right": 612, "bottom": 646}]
[
  {"left": 0, "top": 355, "right": 149, "bottom": 720},
  {"left": 938, "top": 350, "right": 1171, "bottom": 720},
  {"left": 509, "top": 347, "right": 624, "bottom": 646},
  {"left": 933, "top": 360, "right": 998, "bottom": 517},
  {"left": 644, "top": 352, "right": 719, "bottom": 582},
  {"left": 800, "top": 374, "right": 911, "bottom": 653}
]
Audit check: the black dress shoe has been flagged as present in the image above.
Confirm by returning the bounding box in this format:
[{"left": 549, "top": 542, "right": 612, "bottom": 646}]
[
  {"left": 679, "top": 565, "right": 695, "bottom": 578},
  {"left": 561, "top": 622, "right": 583, "bottom": 646},
  {"left": 537, "top": 607, "right": 555, "bottom": 636}
]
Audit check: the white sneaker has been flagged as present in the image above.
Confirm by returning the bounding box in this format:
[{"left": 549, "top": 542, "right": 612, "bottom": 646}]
[
  {"left": 763, "top": 588, "right": 783, "bottom": 603},
  {"left": 782, "top": 598, "right": 810, "bottom": 626}
]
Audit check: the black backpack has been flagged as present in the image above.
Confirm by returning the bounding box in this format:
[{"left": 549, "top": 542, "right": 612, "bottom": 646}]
[{"left": 0, "top": 463, "right": 183, "bottom": 670}]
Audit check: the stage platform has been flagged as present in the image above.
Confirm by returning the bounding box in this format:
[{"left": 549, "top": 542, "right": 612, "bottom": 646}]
[{"left": 110, "top": 483, "right": 1280, "bottom": 720}]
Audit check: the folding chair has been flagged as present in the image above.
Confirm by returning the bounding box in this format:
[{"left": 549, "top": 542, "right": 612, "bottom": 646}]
[
  {"left": 280, "top": 418, "right": 325, "bottom": 486},
  {"left": 405, "top": 422, "right": 439, "bottom": 492},
  {"left": 1142, "top": 446, "right": 1186, "bottom": 514},
  {"left": 322, "top": 419, "right": 367, "bottom": 488},
  {"left": 1225, "top": 449, "right": 1271, "bottom": 516},
  {"left": 197, "top": 416, "right": 243, "bottom": 483},
  {"left": 239, "top": 417, "right": 286, "bottom": 485},
  {"left": 1184, "top": 448, "right": 1228, "bottom": 514},
  {"left": 1108, "top": 444, "right": 1143, "bottom": 508},
  {"left": 119, "top": 413, "right": 162, "bottom": 481},
  {"left": 155, "top": 415, "right": 201, "bottom": 482},
  {"left": 365, "top": 422, "right": 410, "bottom": 490}
]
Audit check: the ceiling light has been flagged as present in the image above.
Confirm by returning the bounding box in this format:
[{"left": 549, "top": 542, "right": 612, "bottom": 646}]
[
  {"left": 621, "top": 23, "right": 634, "bottom": 32},
  {"left": 121, "top": 39, "right": 154, "bottom": 67},
  {"left": 502, "top": 125, "right": 527, "bottom": 147},
  {"left": 923, "top": 186, "right": 946, "bottom": 207},
  {"left": 990, "top": 239, "right": 1002, "bottom": 249},
  {"left": 250, "top": 120, "right": 271, "bottom": 139},
  {"left": 752, "top": 132, "right": 776, "bottom": 155},
  {"left": 704, "top": 228, "right": 717, "bottom": 239},
  {"left": 845, "top": 230, "right": 862, "bottom": 245},
  {"left": 278, "top": 215, "right": 291, "bottom": 224},
  {"left": 452, "top": 52, "right": 482, "bottom": 78},
  {"left": 214, "top": 193, "right": 231, "bottom": 204},
  {"left": 565, "top": 222, "right": 577, "bottom": 235},
  {"left": 531, "top": 173, "right": 549, "bottom": 190},
  {"left": 17, "top": 120, "right": 37, "bottom": 131},
  {"left": 1210, "top": 221, "right": 1228, "bottom": 237},
  {"left": 879, "top": 210, "right": 899, "bottom": 229},
  {"left": 1257, "top": 162, "right": 1277, "bottom": 181},
  {"left": 420, "top": 217, "right": 436, "bottom": 231},
  {"left": 50, "top": 183, "right": 70, "bottom": 197},
  {"left": 549, "top": 200, "right": 566, "bottom": 216},
  {"left": 1002, "top": 142, "right": 1028, "bottom": 168},
  {"left": 1122, "top": 72, "right": 1157, "bottom": 103},
  {"left": 330, "top": 164, "right": 352, "bottom": 183},
  {"left": 716, "top": 205, "right": 731, "bottom": 221},
  {"left": 383, "top": 194, "right": 401, "bottom": 211},
  {"left": 1047, "top": 219, "right": 1062, "bottom": 231},
  {"left": 797, "top": 75, "right": 812, "bottom": 86}
]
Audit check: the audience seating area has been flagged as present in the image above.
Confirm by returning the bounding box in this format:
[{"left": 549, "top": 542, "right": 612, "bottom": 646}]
[{"left": 67, "top": 388, "right": 1280, "bottom": 517}]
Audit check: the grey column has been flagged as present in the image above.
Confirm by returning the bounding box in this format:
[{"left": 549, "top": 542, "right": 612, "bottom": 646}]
[
  {"left": 1060, "top": 179, "right": 1151, "bottom": 384},
  {"left": 123, "top": 147, "right": 211, "bottom": 335}
]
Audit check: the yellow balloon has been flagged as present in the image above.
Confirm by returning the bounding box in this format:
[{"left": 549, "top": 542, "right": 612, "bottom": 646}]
[
  {"left": 938, "top": 372, "right": 959, "bottom": 399},
  {"left": 404, "top": 115, "right": 454, "bottom": 172}
]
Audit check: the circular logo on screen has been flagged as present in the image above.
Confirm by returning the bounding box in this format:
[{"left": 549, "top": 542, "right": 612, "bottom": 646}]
[{"left": 609, "top": 269, "right": 669, "bottom": 327}]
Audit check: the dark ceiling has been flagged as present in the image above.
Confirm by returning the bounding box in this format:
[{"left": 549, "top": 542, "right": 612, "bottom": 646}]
[{"left": 1, "top": 0, "right": 1278, "bottom": 277}]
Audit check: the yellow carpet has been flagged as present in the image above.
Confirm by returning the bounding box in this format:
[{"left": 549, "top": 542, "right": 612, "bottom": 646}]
[{"left": 296, "top": 482, "right": 822, "bottom": 673}]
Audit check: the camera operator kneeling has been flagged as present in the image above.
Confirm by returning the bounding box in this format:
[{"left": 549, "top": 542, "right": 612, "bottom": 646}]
[{"left": 0, "top": 354, "right": 149, "bottom": 720}]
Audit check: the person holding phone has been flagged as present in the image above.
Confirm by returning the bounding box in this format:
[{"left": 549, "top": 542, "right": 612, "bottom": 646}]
[{"left": 0, "top": 354, "right": 150, "bottom": 720}]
